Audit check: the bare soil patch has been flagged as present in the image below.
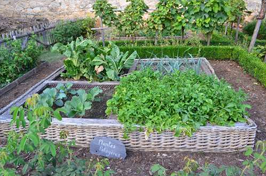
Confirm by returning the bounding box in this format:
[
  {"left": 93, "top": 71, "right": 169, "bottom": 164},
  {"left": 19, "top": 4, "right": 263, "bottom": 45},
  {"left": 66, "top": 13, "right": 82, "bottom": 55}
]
[{"left": 0, "top": 61, "right": 63, "bottom": 109}]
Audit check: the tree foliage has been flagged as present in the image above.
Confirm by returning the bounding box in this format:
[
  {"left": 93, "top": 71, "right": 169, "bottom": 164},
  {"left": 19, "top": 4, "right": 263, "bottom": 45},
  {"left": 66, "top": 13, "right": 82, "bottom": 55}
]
[
  {"left": 147, "top": 0, "right": 183, "bottom": 36},
  {"left": 117, "top": 0, "right": 148, "bottom": 37},
  {"left": 229, "top": 0, "right": 246, "bottom": 21},
  {"left": 186, "top": 0, "right": 232, "bottom": 45},
  {"left": 93, "top": 0, "right": 118, "bottom": 27}
]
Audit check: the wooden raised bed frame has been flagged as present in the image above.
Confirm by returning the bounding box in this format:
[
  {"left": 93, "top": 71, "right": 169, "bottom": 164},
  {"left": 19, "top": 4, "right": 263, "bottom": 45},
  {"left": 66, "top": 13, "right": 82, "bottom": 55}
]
[{"left": 0, "top": 58, "right": 257, "bottom": 152}]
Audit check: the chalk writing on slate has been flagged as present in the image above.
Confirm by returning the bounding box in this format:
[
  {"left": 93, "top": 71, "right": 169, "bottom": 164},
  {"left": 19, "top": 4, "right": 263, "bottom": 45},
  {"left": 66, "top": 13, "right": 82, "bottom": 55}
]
[{"left": 90, "top": 137, "right": 127, "bottom": 159}]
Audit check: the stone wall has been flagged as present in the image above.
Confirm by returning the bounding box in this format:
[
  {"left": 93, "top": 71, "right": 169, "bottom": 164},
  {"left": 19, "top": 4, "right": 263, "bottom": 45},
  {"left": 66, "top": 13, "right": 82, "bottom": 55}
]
[
  {"left": 0, "top": 0, "right": 261, "bottom": 22},
  {"left": 0, "top": 0, "right": 158, "bottom": 22}
]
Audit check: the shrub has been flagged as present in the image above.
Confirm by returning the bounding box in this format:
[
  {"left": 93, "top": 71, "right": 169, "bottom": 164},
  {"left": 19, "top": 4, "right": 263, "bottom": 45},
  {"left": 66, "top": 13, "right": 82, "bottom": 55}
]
[
  {"left": 51, "top": 18, "right": 95, "bottom": 44},
  {"left": 106, "top": 69, "right": 250, "bottom": 137},
  {"left": 0, "top": 39, "right": 42, "bottom": 88},
  {"left": 243, "top": 20, "right": 266, "bottom": 40}
]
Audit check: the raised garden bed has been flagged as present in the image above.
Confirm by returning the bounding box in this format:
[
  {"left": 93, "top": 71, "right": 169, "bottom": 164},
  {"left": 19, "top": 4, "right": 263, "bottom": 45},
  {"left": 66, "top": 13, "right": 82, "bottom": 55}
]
[
  {"left": 45, "top": 58, "right": 216, "bottom": 82},
  {"left": 0, "top": 62, "right": 48, "bottom": 97},
  {"left": 131, "top": 58, "right": 215, "bottom": 76},
  {"left": 0, "top": 81, "right": 256, "bottom": 152}
]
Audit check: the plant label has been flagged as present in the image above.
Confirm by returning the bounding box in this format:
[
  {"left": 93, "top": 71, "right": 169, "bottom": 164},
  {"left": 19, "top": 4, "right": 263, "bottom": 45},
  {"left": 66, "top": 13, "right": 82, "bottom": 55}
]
[{"left": 90, "top": 137, "right": 127, "bottom": 159}]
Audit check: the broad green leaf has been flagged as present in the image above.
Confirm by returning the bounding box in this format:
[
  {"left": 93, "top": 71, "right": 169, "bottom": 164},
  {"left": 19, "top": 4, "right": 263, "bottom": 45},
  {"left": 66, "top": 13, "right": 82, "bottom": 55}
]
[{"left": 106, "top": 69, "right": 116, "bottom": 80}]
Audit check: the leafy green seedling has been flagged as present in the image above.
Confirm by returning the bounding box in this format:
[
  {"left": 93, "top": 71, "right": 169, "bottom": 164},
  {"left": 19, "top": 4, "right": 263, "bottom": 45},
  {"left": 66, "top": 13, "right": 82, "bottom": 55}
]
[
  {"left": 54, "top": 83, "right": 76, "bottom": 107},
  {"left": 62, "top": 87, "right": 102, "bottom": 117}
]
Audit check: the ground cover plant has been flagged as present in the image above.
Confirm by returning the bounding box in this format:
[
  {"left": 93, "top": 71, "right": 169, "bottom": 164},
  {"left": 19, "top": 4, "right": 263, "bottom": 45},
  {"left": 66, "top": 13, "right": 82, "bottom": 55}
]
[
  {"left": 106, "top": 69, "right": 250, "bottom": 137},
  {"left": 0, "top": 38, "right": 42, "bottom": 88},
  {"left": 52, "top": 37, "right": 137, "bottom": 81}
]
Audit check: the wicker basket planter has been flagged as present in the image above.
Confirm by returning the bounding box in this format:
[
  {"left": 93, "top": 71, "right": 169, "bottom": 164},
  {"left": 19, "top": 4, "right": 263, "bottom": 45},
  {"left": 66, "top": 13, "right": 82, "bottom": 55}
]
[{"left": 0, "top": 81, "right": 257, "bottom": 153}]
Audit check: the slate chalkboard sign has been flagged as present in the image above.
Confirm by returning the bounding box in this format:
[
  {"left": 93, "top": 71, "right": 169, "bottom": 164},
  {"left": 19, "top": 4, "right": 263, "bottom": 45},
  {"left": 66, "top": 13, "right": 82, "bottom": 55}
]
[{"left": 90, "top": 137, "right": 127, "bottom": 159}]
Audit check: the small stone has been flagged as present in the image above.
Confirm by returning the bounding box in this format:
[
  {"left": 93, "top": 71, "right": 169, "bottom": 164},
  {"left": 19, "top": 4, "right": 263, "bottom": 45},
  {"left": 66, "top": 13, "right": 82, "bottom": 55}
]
[{"left": 162, "top": 154, "right": 168, "bottom": 157}]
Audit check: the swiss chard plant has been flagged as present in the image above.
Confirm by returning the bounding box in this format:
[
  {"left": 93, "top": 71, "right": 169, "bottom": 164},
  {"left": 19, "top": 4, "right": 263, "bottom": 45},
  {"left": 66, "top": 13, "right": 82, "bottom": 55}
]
[
  {"left": 91, "top": 42, "right": 137, "bottom": 80},
  {"left": 106, "top": 69, "right": 250, "bottom": 137},
  {"left": 52, "top": 37, "right": 138, "bottom": 81},
  {"left": 52, "top": 37, "right": 104, "bottom": 81}
]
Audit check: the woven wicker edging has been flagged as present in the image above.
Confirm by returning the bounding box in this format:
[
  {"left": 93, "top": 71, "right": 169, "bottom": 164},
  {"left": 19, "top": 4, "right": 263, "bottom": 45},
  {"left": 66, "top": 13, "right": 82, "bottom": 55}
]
[
  {"left": 0, "top": 61, "right": 48, "bottom": 97},
  {"left": 0, "top": 80, "right": 257, "bottom": 153},
  {"left": 0, "top": 115, "right": 257, "bottom": 153}
]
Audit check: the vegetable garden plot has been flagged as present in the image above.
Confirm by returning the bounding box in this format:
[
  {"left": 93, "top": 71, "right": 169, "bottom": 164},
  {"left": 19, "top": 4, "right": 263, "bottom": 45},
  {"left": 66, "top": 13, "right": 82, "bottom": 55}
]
[
  {"left": 44, "top": 58, "right": 215, "bottom": 82},
  {"left": 0, "top": 58, "right": 256, "bottom": 153}
]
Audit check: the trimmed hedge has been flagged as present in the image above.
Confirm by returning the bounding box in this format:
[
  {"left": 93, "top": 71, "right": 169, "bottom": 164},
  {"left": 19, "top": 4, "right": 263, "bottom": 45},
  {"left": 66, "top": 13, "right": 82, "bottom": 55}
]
[
  {"left": 120, "top": 46, "right": 234, "bottom": 60},
  {"left": 120, "top": 45, "right": 266, "bottom": 87},
  {"left": 101, "top": 39, "right": 233, "bottom": 47}
]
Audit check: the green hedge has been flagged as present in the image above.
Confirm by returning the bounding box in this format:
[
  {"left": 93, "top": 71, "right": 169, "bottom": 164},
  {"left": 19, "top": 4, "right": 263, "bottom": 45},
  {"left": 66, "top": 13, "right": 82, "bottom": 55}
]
[
  {"left": 101, "top": 39, "right": 233, "bottom": 47},
  {"left": 120, "top": 46, "right": 234, "bottom": 59},
  {"left": 120, "top": 45, "right": 266, "bottom": 87}
]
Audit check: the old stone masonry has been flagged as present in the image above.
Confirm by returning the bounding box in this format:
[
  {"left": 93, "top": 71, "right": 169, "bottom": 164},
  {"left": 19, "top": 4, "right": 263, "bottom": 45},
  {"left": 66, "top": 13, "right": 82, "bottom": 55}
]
[{"left": 0, "top": 0, "right": 262, "bottom": 22}]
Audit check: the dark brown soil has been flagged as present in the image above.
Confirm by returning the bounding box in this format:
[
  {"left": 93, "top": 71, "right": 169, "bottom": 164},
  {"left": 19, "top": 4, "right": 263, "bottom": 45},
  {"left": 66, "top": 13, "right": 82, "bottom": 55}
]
[
  {"left": 210, "top": 60, "right": 266, "bottom": 141},
  {"left": 0, "top": 61, "right": 63, "bottom": 109},
  {"left": 86, "top": 87, "right": 114, "bottom": 119}
]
